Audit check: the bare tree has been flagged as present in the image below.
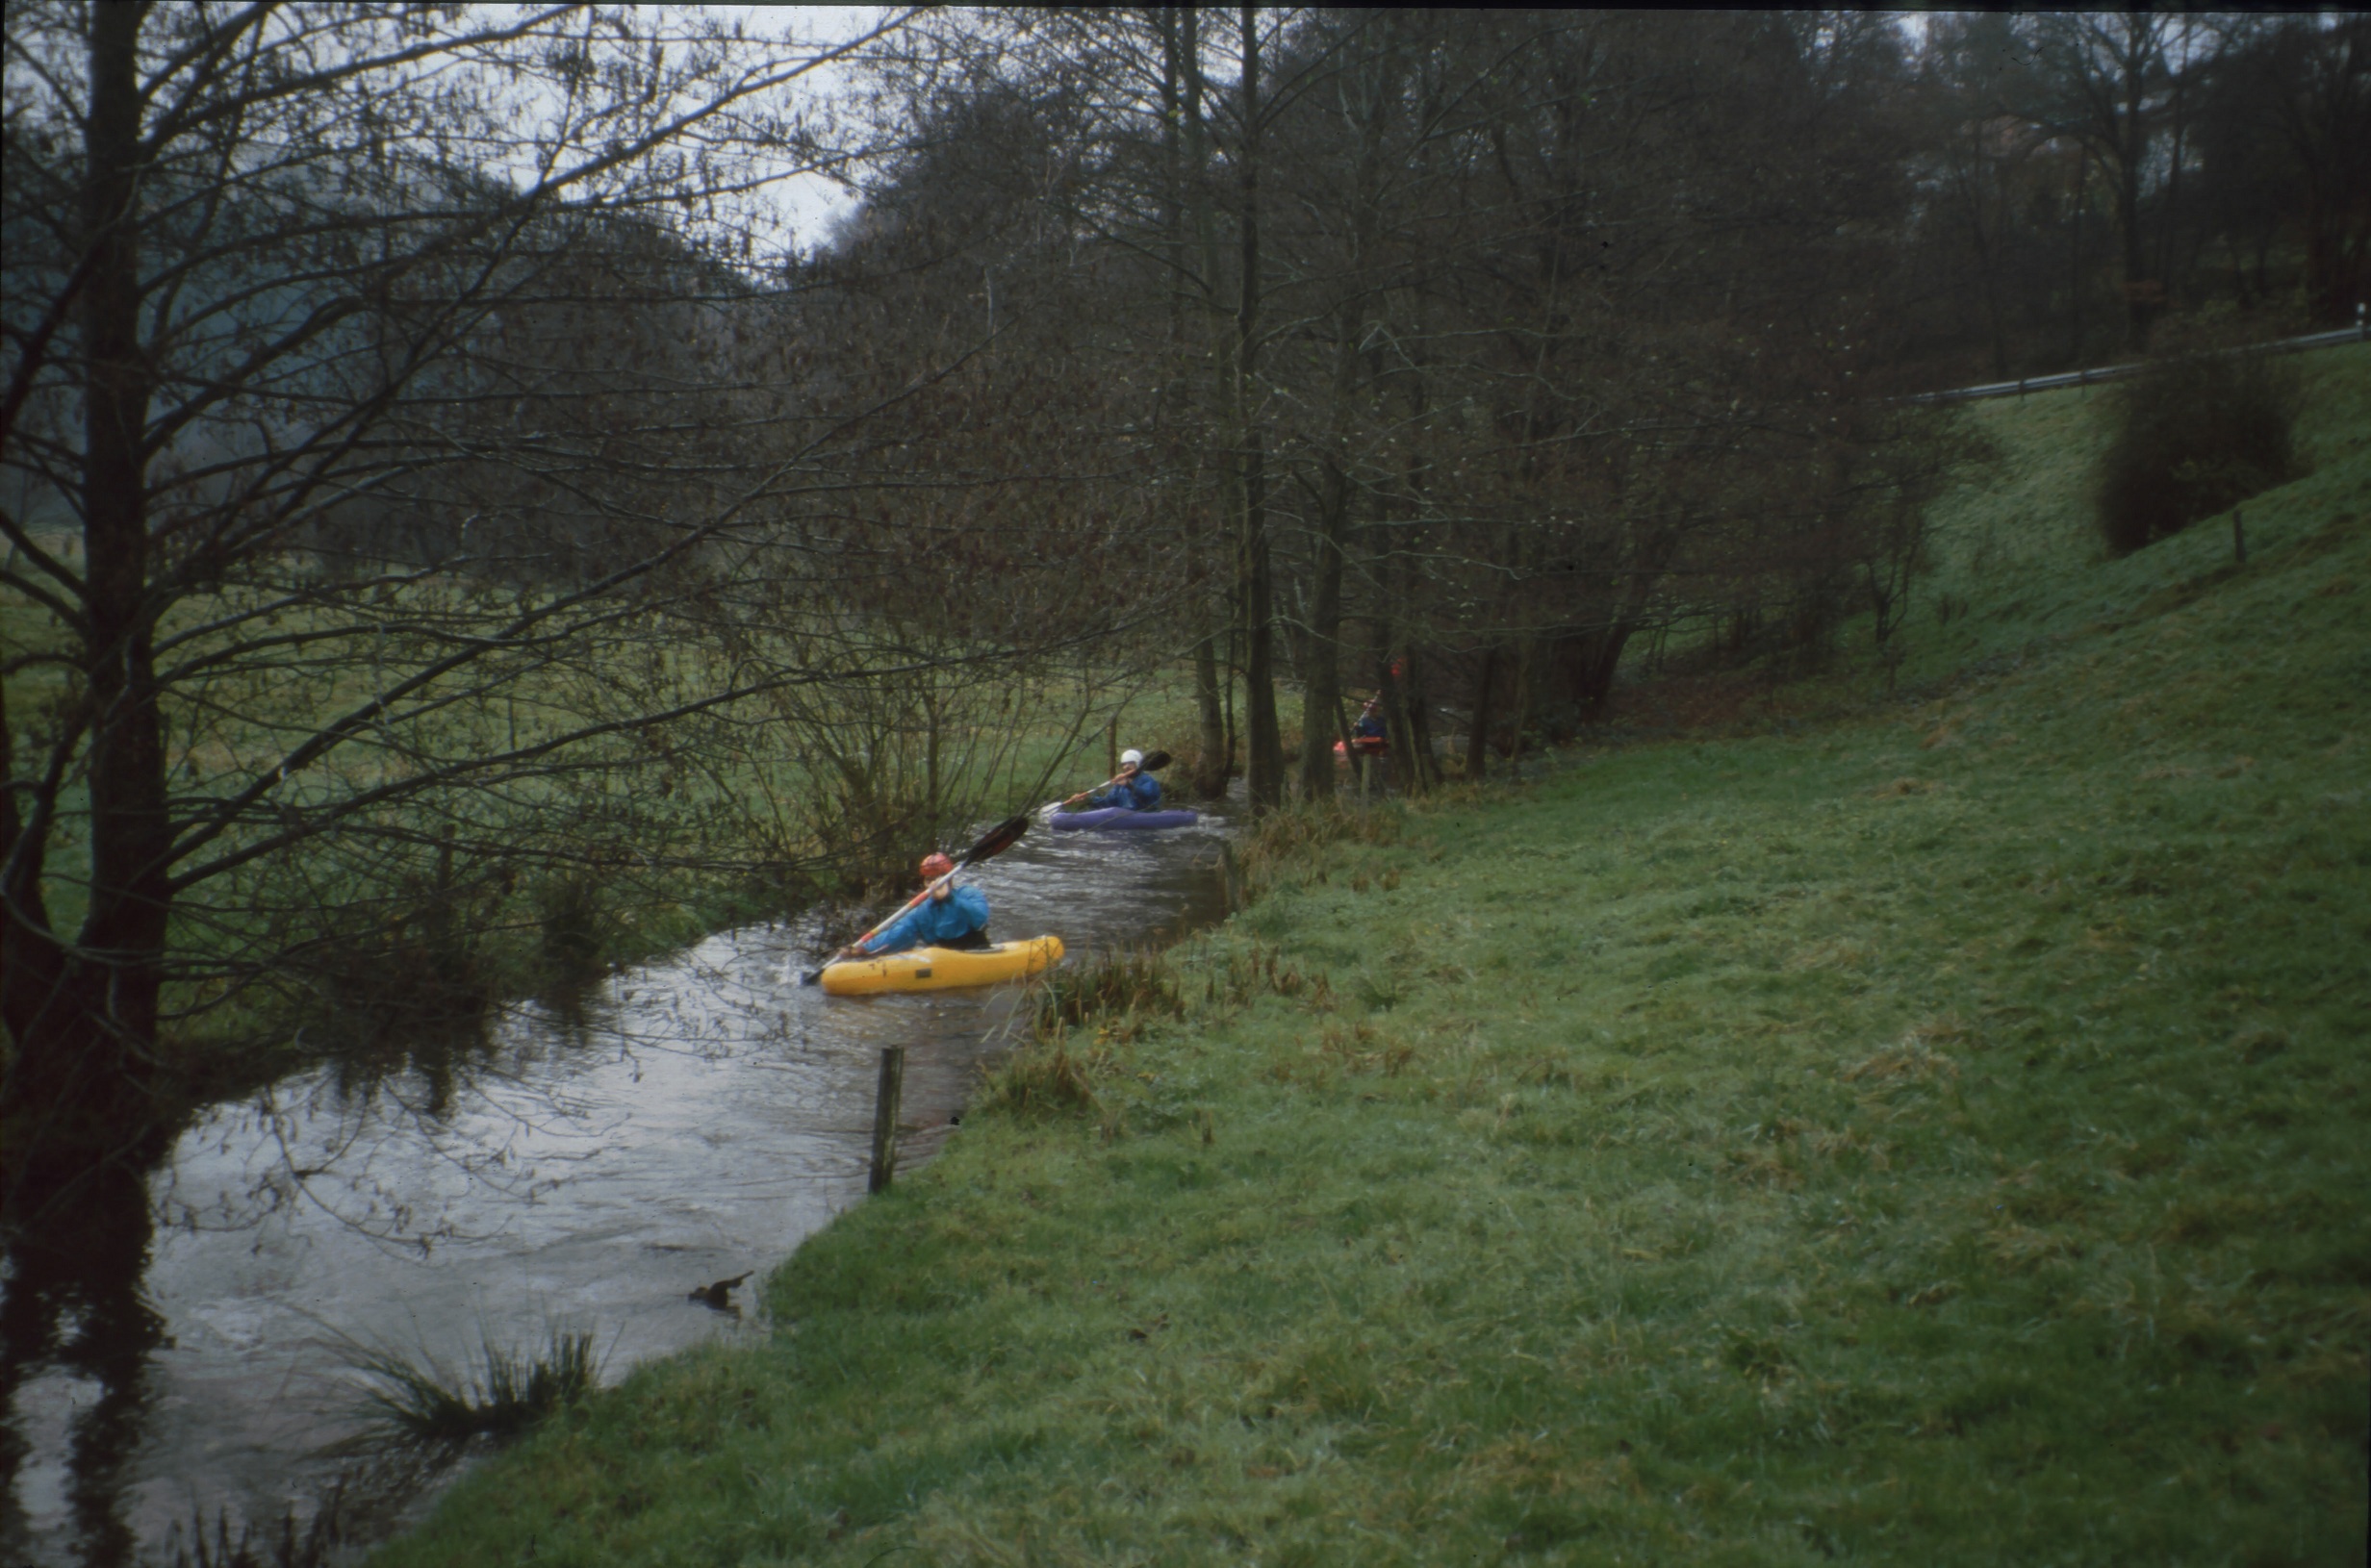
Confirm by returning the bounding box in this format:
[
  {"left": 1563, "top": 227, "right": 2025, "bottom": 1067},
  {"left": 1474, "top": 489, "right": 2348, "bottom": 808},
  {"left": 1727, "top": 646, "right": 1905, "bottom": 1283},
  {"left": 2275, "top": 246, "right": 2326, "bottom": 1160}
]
[
  {"left": 864, "top": 10, "right": 1963, "bottom": 789},
  {"left": 1, "top": 3, "right": 933, "bottom": 1216},
  {"left": 2201, "top": 15, "right": 2371, "bottom": 324}
]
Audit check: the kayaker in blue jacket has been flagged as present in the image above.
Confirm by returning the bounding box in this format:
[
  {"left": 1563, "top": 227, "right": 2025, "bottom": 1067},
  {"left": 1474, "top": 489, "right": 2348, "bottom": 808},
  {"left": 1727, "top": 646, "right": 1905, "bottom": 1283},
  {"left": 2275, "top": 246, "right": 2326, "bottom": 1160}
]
[
  {"left": 840, "top": 852, "right": 992, "bottom": 957},
  {"left": 1089, "top": 748, "right": 1162, "bottom": 810}
]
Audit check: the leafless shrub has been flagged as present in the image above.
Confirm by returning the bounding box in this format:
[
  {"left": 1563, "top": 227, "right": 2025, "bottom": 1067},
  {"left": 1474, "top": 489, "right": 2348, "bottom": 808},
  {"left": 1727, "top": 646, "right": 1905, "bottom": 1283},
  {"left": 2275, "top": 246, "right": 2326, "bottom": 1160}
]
[{"left": 2096, "top": 347, "right": 2302, "bottom": 554}]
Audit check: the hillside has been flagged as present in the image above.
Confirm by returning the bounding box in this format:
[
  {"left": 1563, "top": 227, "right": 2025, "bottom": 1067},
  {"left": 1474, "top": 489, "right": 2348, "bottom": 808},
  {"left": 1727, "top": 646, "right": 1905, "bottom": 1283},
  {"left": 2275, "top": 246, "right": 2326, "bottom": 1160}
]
[{"left": 374, "top": 346, "right": 2370, "bottom": 1567}]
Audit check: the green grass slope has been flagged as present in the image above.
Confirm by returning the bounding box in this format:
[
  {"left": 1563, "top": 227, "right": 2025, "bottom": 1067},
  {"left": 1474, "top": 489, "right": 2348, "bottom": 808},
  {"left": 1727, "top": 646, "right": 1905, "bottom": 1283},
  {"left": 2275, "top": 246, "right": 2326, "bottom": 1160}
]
[
  {"left": 373, "top": 352, "right": 2370, "bottom": 1567},
  {"left": 1902, "top": 342, "right": 2369, "bottom": 686}
]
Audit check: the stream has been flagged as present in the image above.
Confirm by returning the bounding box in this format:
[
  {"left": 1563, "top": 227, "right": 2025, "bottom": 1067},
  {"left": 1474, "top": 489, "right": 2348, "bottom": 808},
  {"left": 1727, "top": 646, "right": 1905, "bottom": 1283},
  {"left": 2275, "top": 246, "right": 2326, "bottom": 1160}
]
[{"left": 1, "top": 808, "right": 1235, "bottom": 1567}]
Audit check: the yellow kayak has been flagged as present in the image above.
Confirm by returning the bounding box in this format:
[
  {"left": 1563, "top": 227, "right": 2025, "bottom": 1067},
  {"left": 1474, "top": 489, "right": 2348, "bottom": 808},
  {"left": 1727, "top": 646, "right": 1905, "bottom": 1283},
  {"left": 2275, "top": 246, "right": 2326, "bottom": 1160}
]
[{"left": 818, "top": 935, "right": 1065, "bottom": 997}]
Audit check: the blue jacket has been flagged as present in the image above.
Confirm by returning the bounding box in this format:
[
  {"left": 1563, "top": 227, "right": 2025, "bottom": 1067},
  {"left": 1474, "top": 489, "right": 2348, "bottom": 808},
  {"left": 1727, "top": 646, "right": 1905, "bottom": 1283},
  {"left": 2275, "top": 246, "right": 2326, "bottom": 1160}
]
[
  {"left": 1090, "top": 771, "right": 1162, "bottom": 810},
  {"left": 860, "top": 883, "right": 990, "bottom": 955}
]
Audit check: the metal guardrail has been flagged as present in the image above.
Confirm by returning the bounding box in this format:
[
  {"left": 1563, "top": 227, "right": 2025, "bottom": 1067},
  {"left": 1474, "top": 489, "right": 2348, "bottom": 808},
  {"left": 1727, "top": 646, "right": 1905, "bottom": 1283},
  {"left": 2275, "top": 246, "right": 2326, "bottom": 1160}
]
[{"left": 1910, "top": 319, "right": 2369, "bottom": 405}]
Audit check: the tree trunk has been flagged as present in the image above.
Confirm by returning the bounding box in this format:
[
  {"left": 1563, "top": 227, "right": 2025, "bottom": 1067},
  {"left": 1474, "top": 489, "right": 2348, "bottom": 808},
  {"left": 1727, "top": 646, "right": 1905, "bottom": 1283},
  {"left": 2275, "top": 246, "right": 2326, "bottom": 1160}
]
[
  {"left": 1191, "top": 629, "right": 1230, "bottom": 799},
  {"left": 1378, "top": 653, "right": 1421, "bottom": 798},
  {"left": 1168, "top": 10, "right": 1230, "bottom": 804},
  {"left": 1289, "top": 21, "right": 1400, "bottom": 805},
  {"left": 1508, "top": 637, "right": 1539, "bottom": 760},
  {"left": 4, "top": 1, "right": 173, "bottom": 1218},
  {"left": 2114, "top": 22, "right": 2156, "bottom": 349},
  {"left": 1224, "top": 613, "right": 1239, "bottom": 785},
  {"left": 1561, "top": 626, "right": 1639, "bottom": 718},
  {"left": 2067, "top": 149, "right": 2089, "bottom": 365},
  {"left": 1465, "top": 644, "right": 1499, "bottom": 781},
  {"left": 1970, "top": 153, "right": 2011, "bottom": 378},
  {"left": 1295, "top": 455, "right": 1349, "bottom": 803},
  {"left": 2157, "top": 28, "right": 2186, "bottom": 295},
  {"left": 1181, "top": 6, "right": 1251, "bottom": 805},
  {"left": 1240, "top": 439, "right": 1285, "bottom": 810},
  {"left": 1403, "top": 646, "right": 1440, "bottom": 789},
  {"left": 2117, "top": 159, "right": 2149, "bottom": 348},
  {"left": 1235, "top": 6, "right": 1286, "bottom": 813}
]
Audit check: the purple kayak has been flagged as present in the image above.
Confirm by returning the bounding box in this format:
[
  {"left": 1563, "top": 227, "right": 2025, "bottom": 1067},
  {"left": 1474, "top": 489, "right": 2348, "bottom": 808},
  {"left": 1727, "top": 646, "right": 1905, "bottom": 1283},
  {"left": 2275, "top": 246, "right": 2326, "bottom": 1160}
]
[{"left": 1048, "top": 807, "right": 1200, "bottom": 832}]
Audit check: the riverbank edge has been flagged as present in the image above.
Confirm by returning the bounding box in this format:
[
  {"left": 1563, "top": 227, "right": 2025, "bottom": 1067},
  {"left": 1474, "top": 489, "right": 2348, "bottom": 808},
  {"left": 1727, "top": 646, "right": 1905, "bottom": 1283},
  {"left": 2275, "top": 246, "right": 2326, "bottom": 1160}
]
[{"left": 366, "top": 364, "right": 2370, "bottom": 1564}]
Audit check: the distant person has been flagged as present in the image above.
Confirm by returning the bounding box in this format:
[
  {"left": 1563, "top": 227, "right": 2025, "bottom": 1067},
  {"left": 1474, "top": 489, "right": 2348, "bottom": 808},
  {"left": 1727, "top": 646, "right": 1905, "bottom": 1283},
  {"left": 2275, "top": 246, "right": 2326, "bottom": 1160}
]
[
  {"left": 1354, "top": 698, "right": 1387, "bottom": 744},
  {"left": 1090, "top": 747, "right": 1162, "bottom": 810},
  {"left": 838, "top": 852, "right": 991, "bottom": 957}
]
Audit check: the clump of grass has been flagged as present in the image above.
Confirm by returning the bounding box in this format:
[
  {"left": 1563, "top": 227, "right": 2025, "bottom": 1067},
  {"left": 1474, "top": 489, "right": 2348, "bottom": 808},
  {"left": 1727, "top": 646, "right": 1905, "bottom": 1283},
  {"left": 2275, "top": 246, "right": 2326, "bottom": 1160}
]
[
  {"left": 977, "top": 1036, "right": 1107, "bottom": 1117},
  {"left": 993, "top": 944, "right": 1304, "bottom": 1124},
  {"left": 1314, "top": 1018, "right": 1416, "bottom": 1076},
  {"left": 1232, "top": 801, "right": 1404, "bottom": 904},
  {"left": 1181, "top": 938, "right": 1323, "bottom": 1012},
  {"left": 344, "top": 1328, "right": 596, "bottom": 1448},
  {"left": 1032, "top": 947, "right": 1183, "bottom": 1042}
]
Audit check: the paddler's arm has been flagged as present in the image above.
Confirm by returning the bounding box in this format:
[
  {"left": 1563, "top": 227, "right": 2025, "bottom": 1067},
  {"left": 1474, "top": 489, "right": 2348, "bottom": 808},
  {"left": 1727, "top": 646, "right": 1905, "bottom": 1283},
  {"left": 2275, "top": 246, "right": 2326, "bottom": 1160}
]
[
  {"left": 1087, "top": 763, "right": 1142, "bottom": 808},
  {"left": 841, "top": 900, "right": 928, "bottom": 960}
]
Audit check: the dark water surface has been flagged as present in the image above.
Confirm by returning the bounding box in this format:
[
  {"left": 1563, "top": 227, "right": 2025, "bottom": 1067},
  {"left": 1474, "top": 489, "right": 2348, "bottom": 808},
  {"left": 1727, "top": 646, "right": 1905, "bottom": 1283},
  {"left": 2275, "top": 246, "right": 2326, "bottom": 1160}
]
[{"left": 2, "top": 810, "right": 1234, "bottom": 1566}]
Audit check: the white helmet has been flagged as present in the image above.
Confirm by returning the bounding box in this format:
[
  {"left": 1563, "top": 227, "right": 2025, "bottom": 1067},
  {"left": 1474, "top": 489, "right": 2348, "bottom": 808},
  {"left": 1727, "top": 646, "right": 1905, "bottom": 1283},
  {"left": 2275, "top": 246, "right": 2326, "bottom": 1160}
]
[{"left": 1120, "top": 748, "right": 1143, "bottom": 767}]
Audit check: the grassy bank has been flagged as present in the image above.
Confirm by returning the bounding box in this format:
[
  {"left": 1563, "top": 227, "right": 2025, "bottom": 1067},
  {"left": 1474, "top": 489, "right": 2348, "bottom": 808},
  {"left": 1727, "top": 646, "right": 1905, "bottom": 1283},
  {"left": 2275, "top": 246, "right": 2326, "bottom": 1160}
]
[{"left": 372, "top": 353, "right": 2369, "bottom": 1565}]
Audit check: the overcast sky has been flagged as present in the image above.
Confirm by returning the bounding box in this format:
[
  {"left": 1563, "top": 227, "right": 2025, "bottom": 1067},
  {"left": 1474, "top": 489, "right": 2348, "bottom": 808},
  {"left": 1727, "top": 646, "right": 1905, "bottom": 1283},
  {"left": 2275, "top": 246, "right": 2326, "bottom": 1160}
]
[{"left": 702, "top": 3, "right": 888, "bottom": 243}]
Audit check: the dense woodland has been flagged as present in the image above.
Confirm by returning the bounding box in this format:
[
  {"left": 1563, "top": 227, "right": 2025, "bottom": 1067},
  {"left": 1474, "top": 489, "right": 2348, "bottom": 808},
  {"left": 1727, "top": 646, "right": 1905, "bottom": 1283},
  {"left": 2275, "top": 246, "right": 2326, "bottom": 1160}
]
[{"left": 3, "top": 6, "right": 2366, "bottom": 1219}]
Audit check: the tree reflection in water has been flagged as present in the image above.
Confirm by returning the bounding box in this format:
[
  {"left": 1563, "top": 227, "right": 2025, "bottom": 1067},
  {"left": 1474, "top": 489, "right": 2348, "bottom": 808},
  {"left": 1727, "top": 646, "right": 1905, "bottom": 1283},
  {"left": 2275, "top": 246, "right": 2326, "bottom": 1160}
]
[
  {"left": 2, "top": 1159, "right": 166, "bottom": 1568},
  {"left": 2, "top": 999, "right": 506, "bottom": 1566}
]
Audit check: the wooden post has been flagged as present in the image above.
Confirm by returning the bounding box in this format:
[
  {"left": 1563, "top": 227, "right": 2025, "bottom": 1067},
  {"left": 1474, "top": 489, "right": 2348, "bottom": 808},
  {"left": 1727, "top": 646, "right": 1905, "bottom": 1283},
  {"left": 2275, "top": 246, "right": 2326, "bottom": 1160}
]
[
  {"left": 868, "top": 1046, "right": 905, "bottom": 1194},
  {"left": 2232, "top": 506, "right": 2247, "bottom": 566}
]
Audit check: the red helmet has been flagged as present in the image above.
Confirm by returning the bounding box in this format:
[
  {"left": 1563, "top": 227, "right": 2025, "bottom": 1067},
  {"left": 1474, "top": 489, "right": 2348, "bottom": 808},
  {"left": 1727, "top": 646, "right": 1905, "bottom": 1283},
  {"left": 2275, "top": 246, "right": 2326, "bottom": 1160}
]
[{"left": 919, "top": 852, "right": 956, "bottom": 880}]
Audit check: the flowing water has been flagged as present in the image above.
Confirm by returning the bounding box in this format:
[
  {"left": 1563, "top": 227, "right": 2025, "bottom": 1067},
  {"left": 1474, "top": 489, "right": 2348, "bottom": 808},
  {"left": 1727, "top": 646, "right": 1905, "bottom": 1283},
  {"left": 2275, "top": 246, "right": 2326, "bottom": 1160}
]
[{"left": 1, "top": 810, "right": 1235, "bottom": 1566}]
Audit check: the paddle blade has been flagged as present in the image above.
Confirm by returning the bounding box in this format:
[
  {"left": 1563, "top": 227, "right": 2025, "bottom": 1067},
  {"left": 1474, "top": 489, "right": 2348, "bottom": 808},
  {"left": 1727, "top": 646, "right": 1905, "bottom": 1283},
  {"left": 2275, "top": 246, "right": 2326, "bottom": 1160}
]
[
  {"left": 1139, "top": 749, "right": 1173, "bottom": 771},
  {"left": 958, "top": 813, "right": 1032, "bottom": 867}
]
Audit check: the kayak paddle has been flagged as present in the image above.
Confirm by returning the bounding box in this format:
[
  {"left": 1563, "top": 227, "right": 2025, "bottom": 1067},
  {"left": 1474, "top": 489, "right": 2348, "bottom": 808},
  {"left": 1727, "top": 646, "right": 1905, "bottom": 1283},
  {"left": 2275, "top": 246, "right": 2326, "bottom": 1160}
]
[
  {"left": 801, "top": 813, "right": 1031, "bottom": 984},
  {"left": 1043, "top": 749, "right": 1172, "bottom": 817}
]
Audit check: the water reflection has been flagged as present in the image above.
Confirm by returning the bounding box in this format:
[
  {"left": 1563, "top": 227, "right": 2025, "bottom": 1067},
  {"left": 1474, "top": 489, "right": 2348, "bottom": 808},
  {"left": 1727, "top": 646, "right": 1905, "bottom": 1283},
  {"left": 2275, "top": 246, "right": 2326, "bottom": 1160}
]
[
  {"left": 1, "top": 811, "right": 1233, "bottom": 1565},
  {"left": 1, "top": 1165, "right": 164, "bottom": 1568}
]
